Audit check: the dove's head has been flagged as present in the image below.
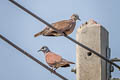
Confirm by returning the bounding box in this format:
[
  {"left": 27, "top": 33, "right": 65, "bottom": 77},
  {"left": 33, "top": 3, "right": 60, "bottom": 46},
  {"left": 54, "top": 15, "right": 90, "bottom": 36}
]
[
  {"left": 71, "top": 14, "right": 81, "bottom": 21},
  {"left": 38, "top": 46, "right": 50, "bottom": 54}
]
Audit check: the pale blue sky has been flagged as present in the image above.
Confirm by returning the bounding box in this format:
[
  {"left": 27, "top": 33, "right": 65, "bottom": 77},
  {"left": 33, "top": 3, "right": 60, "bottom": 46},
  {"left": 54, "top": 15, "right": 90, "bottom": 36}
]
[{"left": 0, "top": 0, "right": 120, "bottom": 80}]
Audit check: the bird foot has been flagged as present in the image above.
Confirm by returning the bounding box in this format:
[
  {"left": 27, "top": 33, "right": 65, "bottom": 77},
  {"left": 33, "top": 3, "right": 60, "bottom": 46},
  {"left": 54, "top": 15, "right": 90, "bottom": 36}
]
[
  {"left": 50, "top": 69, "right": 56, "bottom": 74},
  {"left": 63, "top": 32, "right": 67, "bottom": 36}
]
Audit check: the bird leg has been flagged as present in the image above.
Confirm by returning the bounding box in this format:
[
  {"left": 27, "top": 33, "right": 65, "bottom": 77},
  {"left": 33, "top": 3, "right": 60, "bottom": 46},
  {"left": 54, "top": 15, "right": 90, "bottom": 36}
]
[
  {"left": 53, "top": 68, "right": 58, "bottom": 71},
  {"left": 50, "top": 67, "right": 56, "bottom": 73},
  {"left": 50, "top": 61, "right": 59, "bottom": 73},
  {"left": 63, "top": 32, "right": 67, "bottom": 36}
]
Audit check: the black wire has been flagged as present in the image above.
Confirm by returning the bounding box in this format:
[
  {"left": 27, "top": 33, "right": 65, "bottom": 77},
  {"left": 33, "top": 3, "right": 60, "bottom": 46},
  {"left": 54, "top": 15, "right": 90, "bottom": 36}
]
[
  {"left": 0, "top": 34, "right": 68, "bottom": 80},
  {"left": 8, "top": 0, "right": 120, "bottom": 70}
]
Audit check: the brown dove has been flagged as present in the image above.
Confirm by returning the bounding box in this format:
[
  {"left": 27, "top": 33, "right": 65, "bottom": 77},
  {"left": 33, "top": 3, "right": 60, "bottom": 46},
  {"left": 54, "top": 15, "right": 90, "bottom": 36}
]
[
  {"left": 34, "top": 14, "right": 80, "bottom": 37},
  {"left": 38, "top": 46, "right": 75, "bottom": 71}
]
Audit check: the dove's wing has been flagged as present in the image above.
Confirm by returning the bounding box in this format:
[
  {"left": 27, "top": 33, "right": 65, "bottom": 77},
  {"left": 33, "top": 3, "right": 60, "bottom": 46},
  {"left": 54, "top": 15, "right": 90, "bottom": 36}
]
[
  {"left": 44, "top": 20, "right": 73, "bottom": 32},
  {"left": 52, "top": 19, "right": 74, "bottom": 31},
  {"left": 34, "top": 19, "right": 76, "bottom": 36},
  {"left": 45, "top": 52, "right": 75, "bottom": 68}
]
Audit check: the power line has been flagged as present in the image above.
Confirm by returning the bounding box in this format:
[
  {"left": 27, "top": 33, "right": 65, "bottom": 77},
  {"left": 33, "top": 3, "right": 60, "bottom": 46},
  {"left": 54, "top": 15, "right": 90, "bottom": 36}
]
[
  {"left": 8, "top": 0, "right": 120, "bottom": 70},
  {"left": 0, "top": 34, "right": 68, "bottom": 80}
]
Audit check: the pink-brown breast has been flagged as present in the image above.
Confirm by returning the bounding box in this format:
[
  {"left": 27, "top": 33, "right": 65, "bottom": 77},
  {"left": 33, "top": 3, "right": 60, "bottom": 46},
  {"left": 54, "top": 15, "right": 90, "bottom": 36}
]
[{"left": 45, "top": 52, "right": 62, "bottom": 65}]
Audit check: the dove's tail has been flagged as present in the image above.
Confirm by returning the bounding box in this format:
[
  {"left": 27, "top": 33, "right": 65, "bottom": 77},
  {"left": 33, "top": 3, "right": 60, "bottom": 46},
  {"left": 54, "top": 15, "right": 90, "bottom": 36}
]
[
  {"left": 68, "top": 61, "right": 75, "bottom": 64},
  {"left": 61, "top": 61, "right": 75, "bottom": 67},
  {"left": 34, "top": 31, "right": 44, "bottom": 37}
]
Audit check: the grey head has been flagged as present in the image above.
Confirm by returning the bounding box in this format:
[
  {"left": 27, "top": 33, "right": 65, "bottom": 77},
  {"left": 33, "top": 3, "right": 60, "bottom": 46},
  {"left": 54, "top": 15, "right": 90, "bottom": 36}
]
[
  {"left": 38, "top": 46, "right": 50, "bottom": 54},
  {"left": 71, "top": 14, "right": 81, "bottom": 21}
]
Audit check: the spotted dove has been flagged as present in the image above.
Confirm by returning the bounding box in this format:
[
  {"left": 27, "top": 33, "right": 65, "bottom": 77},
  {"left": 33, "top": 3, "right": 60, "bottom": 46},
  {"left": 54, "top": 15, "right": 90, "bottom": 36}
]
[
  {"left": 38, "top": 46, "right": 75, "bottom": 71},
  {"left": 34, "top": 14, "right": 80, "bottom": 37}
]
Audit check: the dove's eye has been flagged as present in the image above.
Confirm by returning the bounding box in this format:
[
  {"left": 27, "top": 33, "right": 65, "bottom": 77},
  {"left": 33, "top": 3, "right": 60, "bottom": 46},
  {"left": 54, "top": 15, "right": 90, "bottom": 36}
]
[
  {"left": 74, "top": 16, "right": 77, "bottom": 18},
  {"left": 43, "top": 47, "right": 45, "bottom": 49},
  {"left": 42, "top": 47, "right": 47, "bottom": 50}
]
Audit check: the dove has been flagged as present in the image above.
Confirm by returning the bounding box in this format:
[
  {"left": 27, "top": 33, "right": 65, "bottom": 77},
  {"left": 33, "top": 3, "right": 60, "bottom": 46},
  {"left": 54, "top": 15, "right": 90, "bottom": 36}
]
[
  {"left": 34, "top": 14, "right": 80, "bottom": 37},
  {"left": 38, "top": 46, "right": 75, "bottom": 71}
]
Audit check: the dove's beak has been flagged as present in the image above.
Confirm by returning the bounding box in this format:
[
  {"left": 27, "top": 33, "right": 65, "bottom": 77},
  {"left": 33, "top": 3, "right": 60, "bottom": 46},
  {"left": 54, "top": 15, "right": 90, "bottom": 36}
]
[{"left": 38, "top": 49, "right": 42, "bottom": 52}]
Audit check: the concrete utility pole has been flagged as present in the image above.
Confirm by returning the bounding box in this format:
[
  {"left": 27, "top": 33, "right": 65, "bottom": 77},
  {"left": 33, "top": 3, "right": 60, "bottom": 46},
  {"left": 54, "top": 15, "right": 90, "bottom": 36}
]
[{"left": 76, "top": 19, "right": 110, "bottom": 80}]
